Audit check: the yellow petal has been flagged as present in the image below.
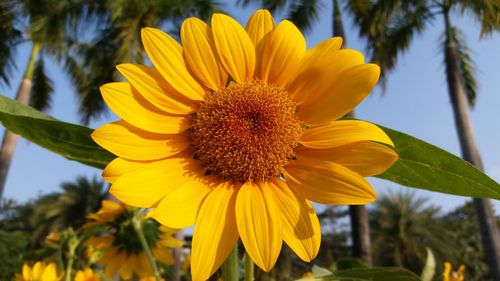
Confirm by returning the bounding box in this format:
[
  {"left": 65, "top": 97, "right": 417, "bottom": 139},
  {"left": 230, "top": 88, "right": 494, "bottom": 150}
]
[
  {"left": 110, "top": 157, "right": 205, "bottom": 208},
  {"left": 285, "top": 158, "right": 376, "bottom": 205},
  {"left": 128, "top": 254, "right": 140, "bottom": 275},
  {"left": 153, "top": 246, "right": 174, "bottom": 265},
  {"left": 141, "top": 28, "right": 205, "bottom": 100},
  {"left": 296, "top": 141, "right": 398, "bottom": 176},
  {"left": 257, "top": 20, "right": 305, "bottom": 86},
  {"left": 40, "top": 263, "right": 57, "bottom": 281},
  {"left": 211, "top": 13, "right": 256, "bottom": 83},
  {"left": 299, "top": 37, "right": 343, "bottom": 70},
  {"left": 157, "top": 234, "right": 183, "bottom": 248},
  {"left": 298, "top": 64, "right": 380, "bottom": 125},
  {"left": 181, "top": 17, "right": 228, "bottom": 90},
  {"left": 100, "top": 82, "right": 190, "bottom": 134},
  {"left": 116, "top": 64, "right": 195, "bottom": 113},
  {"left": 245, "top": 9, "right": 275, "bottom": 47},
  {"left": 191, "top": 182, "right": 239, "bottom": 281},
  {"left": 236, "top": 181, "right": 282, "bottom": 272},
  {"left": 32, "top": 262, "right": 43, "bottom": 280},
  {"left": 150, "top": 176, "right": 216, "bottom": 228},
  {"left": 103, "top": 157, "right": 148, "bottom": 183},
  {"left": 137, "top": 253, "right": 153, "bottom": 277},
  {"left": 105, "top": 251, "right": 125, "bottom": 278},
  {"left": 270, "top": 179, "right": 320, "bottom": 262},
  {"left": 92, "top": 121, "right": 190, "bottom": 161},
  {"left": 245, "top": 9, "right": 275, "bottom": 71},
  {"left": 22, "top": 264, "right": 32, "bottom": 280},
  {"left": 74, "top": 271, "right": 84, "bottom": 281},
  {"left": 289, "top": 49, "right": 364, "bottom": 104},
  {"left": 300, "top": 120, "right": 393, "bottom": 149},
  {"left": 119, "top": 256, "right": 133, "bottom": 280}
]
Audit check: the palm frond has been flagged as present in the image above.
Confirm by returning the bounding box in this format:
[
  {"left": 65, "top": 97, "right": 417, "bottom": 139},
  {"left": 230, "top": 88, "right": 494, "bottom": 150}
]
[
  {"left": 455, "top": 0, "right": 500, "bottom": 36},
  {"left": 0, "top": 1, "right": 23, "bottom": 87},
  {"left": 159, "top": 0, "right": 225, "bottom": 22},
  {"left": 445, "top": 26, "right": 478, "bottom": 106},
  {"left": 286, "top": 0, "right": 321, "bottom": 32},
  {"left": 30, "top": 57, "right": 53, "bottom": 112},
  {"left": 348, "top": 0, "right": 433, "bottom": 92},
  {"left": 238, "top": 0, "right": 289, "bottom": 12}
]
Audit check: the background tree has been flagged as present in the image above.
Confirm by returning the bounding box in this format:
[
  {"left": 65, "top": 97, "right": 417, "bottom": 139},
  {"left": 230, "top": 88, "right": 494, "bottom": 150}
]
[
  {"left": 347, "top": 0, "right": 500, "bottom": 278},
  {"left": 370, "top": 191, "right": 454, "bottom": 274},
  {"left": 0, "top": 0, "right": 90, "bottom": 201},
  {"left": 441, "top": 200, "right": 496, "bottom": 281},
  {"left": 28, "top": 176, "right": 106, "bottom": 247},
  {"left": 0, "top": 0, "right": 224, "bottom": 202},
  {"left": 66, "top": 0, "right": 223, "bottom": 124}
]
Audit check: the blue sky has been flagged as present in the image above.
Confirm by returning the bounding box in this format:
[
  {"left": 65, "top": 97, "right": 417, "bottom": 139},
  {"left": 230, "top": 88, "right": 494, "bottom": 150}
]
[{"left": 1, "top": 1, "right": 499, "bottom": 214}]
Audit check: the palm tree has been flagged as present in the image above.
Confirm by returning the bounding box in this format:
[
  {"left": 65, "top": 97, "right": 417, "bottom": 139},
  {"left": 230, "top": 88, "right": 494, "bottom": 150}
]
[
  {"left": 66, "top": 0, "right": 223, "bottom": 124},
  {"left": 0, "top": 0, "right": 89, "bottom": 201},
  {"left": 0, "top": 0, "right": 224, "bottom": 202},
  {"left": 29, "top": 175, "right": 107, "bottom": 247},
  {"left": 370, "top": 191, "right": 454, "bottom": 273},
  {"left": 239, "top": 0, "right": 377, "bottom": 265},
  {"left": 347, "top": 1, "right": 500, "bottom": 278}
]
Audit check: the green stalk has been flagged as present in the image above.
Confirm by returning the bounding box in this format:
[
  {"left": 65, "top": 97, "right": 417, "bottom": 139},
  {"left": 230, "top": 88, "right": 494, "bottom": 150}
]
[
  {"left": 244, "top": 252, "right": 254, "bottom": 281},
  {"left": 132, "top": 213, "right": 161, "bottom": 281},
  {"left": 221, "top": 245, "right": 239, "bottom": 281},
  {"left": 64, "top": 236, "right": 78, "bottom": 281}
]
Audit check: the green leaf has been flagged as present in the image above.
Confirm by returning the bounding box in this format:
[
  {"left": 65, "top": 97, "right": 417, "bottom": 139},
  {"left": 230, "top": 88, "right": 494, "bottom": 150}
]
[
  {"left": 322, "top": 267, "right": 422, "bottom": 281},
  {"left": 377, "top": 126, "right": 500, "bottom": 200},
  {"left": 0, "top": 95, "right": 498, "bottom": 200},
  {"left": 0, "top": 95, "right": 114, "bottom": 169}
]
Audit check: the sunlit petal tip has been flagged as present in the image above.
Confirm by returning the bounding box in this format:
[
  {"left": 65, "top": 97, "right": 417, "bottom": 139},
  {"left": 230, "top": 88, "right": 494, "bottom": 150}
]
[
  {"left": 181, "top": 16, "right": 228, "bottom": 90},
  {"left": 258, "top": 19, "right": 305, "bottom": 85},
  {"left": 363, "top": 63, "right": 381, "bottom": 85},
  {"left": 211, "top": 13, "right": 256, "bottom": 83},
  {"left": 141, "top": 26, "right": 205, "bottom": 101},
  {"left": 246, "top": 9, "right": 275, "bottom": 46}
]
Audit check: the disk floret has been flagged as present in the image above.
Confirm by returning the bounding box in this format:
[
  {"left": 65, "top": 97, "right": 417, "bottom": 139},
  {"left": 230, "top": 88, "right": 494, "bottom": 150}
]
[{"left": 191, "top": 80, "right": 302, "bottom": 182}]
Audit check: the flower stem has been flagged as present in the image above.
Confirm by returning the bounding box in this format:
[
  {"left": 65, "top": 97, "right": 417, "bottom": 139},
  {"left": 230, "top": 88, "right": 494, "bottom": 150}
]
[
  {"left": 221, "top": 245, "right": 239, "bottom": 281},
  {"left": 132, "top": 212, "right": 161, "bottom": 281},
  {"left": 244, "top": 252, "right": 254, "bottom": 281},
  {"left": 64, "top": 234, "right": 78, "bottom": 281}
]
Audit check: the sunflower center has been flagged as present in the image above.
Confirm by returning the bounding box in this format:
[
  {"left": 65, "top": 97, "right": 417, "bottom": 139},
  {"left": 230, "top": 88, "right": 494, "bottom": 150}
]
[{"left": 191, "top": 80, "right": 302, "bottom": 182}]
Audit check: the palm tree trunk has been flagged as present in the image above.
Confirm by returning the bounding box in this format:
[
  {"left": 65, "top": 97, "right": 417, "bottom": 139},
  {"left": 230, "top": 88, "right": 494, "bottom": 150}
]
[
  {"left": 0, "top": 42, "right": 40, "bottom": 201},
  {"left": 333, "top": 0, "right": 347, "bottom": 48},
  {"left": 444, "top": 14, "right": 500, "bottom": 280},
  {"left": 333, "top": 0, "right": 373, "bottom": 266}
]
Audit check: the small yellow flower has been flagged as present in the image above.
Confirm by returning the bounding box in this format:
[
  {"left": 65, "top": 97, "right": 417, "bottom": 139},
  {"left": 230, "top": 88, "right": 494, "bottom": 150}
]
[
  {"left": 92, "top": 9, "right": 397, "bottom": 281},
  {"left": 45, "top": 232, "right": 60, "bottom": 245},
  {"left": 85, "top": 200, "right": 126, "bottom": 227},
  {"left": 16, "top": 262, "right": 60, "bottom": 281},
  {"left": 74, "top": 268, "right": 100, "bottom": 281},
  {"left": 86, "top": 204, "right": 181, "bottom": 280},
  {"left": 443, "top": 262, "right": 465, "bottom": 281}
]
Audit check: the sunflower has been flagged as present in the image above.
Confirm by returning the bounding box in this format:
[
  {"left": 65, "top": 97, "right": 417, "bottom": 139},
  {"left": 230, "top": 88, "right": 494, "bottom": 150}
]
[
  {"left": 91, "top": 9, "right": 397, "bottom": 281},
  {"left": 73, "top": 268, "right": 100, "bottom": 281},
  {"left": 16, "top": 262, "right": 61, "bottom": 281},
  {"left": 86, "top": 201, "right": 182, "bottom": 280},
  {"left": 443, "top": 262, "right": 465, "bottom": 281}
]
